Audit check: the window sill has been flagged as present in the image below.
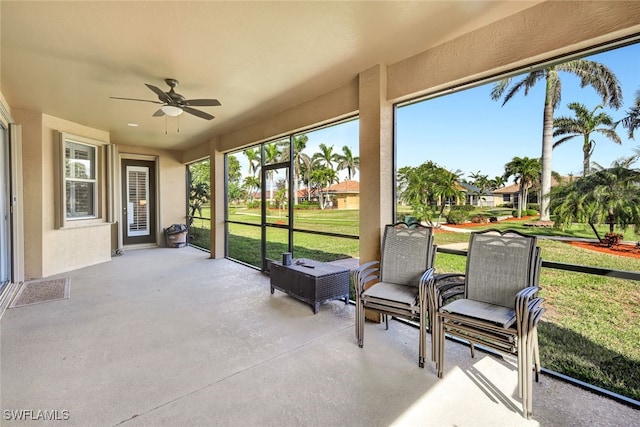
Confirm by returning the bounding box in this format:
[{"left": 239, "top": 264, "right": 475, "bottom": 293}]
[{"left": 58, "top": 220, "right": 113, "bottom": 230}]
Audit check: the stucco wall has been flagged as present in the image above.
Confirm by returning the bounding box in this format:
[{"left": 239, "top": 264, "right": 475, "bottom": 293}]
[
  {"left": 387, "top": 1, "right": 640, "bottom": 102},
  {"left": 15, "top": 111, "right": 112, "bottom": 278},
  {"left": 41, "top": 115, "right": 112, "bottom": 277},
  {"left": 17, "top": 111, "right": 187, "bottom": 278},
  {"left": 13, "top": 110, "right": 42, "bottom": 278}
]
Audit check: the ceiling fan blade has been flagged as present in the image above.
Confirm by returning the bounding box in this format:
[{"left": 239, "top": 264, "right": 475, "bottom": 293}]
[
  {"left": 152, "top": 109, "right": 165, "bottom": 117},
  {"left": 110, "top": 96, "right": 162, "bottom": 104},
  {"left": 182, "top": 106, "right": 214, "bottom": 120},
  {"left": 184, "top": 99, "right": 222, "bottom": 107},
  {"left": 145, "top": 83, "right": 172, "bottom": 104}
]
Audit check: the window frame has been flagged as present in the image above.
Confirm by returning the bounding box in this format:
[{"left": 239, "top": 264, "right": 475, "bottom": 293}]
[{"left": 58, "top": 132, "right": 109, "bottom": 228}]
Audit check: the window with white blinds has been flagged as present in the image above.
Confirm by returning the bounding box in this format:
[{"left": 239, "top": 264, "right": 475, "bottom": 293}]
[
  {"left": 58, "top": 132, "right": 109, "bottom": 228},
  {"left": 126, "top": 166, "right": 150, "bottom": 236},
  {"left": 65, "top": 141, "right": 97, "bottom": 218}
]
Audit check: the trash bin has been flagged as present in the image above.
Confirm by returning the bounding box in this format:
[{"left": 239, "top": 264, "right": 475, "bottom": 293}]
[{"left": 164, "top": 224, "right": 188, "bottom": 248}]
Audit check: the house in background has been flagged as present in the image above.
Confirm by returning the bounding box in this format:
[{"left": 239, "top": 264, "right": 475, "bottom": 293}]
[
  {"left": 326, "top": 180, "right": 360, "bottom": 210},
  {"left": 492, "top": 176, "right": 579, "bottom": 208},
  {"left": 458, "top": 182, "right": 498, "bottom": 208}
]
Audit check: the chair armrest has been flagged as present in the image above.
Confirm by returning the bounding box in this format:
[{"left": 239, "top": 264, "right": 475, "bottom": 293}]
[
  {"left": 419, "top": 268, "right": 434, "bottom": 286},
  {"left": 515, "top": 286, "right": 540, "bottom": 314},
  {"left": 433, "top": 273, "right": 466, "bottom": 305},
  {"left": 352, "top": 260, "right": 380, "bottom": 294},
  {"left": 516, "top": 285, "right": 540, "bottom": 301},
  {"left": 418, "top": 268, "right": 435, "bottom": 290},
  {"left": 515, "top": 286, "right": 544, "bottom": 331}
]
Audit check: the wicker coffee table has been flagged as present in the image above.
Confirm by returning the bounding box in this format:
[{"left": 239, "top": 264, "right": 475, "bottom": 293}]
[{"left": 270, "top": 258, "right": 350, "bottom": 314}]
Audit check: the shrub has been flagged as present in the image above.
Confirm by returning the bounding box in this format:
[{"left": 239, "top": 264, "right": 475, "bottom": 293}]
[
  {"left": 527, "top": 203, "right": 540, "bottom": 212},
  {"left": 604, "top": 232, "right": 624, "bottom": 247},
  {"left": 247, "top": 200, "right": 260, "bottom": 209},
  {"left": 470, "top": 215, "right": 488, "bottom": 224},
  {"left": 525, "top": 209, "right": 539, "bottom": 217},
  {"left": 449, "top": 204, "right": 474, "bottom": 213},
  {"left": 294, "top": 201, "right": 320, "bottom": 210},
  {"left": 446, "top": 209, "right": 468, "bottom": 224},
  {"left": 489, "top": 216, "right": 498, "bottom": 222}
]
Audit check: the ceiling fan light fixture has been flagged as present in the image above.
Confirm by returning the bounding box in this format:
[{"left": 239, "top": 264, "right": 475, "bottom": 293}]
[{"left": 160, "top": 105, "right": 183, "bottom": 116}]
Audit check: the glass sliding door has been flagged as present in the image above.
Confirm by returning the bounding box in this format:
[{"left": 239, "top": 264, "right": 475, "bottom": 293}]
[{"left": 0, "top": 125, "right": 10, "bottom": 291}]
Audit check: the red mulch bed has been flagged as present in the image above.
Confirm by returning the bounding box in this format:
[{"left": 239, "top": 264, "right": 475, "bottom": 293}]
[
  {"left": 568, "top": 240, "right": 640, "bottom": 259},
  {"left": 441, "top": 218, "right": 640, "bottom": 259}
]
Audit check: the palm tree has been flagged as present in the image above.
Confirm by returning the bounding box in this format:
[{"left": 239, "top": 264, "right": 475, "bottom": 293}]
[
  {"left": 243, "top": 147, "right": 261, "bottom": 178},
  {"left": 433, "top": 169, "right": 465, "bottom": 224},
  {"left": 263, "top": 143, "right": 281, "bottom": 204},
  {"left": 553, "top": 102, "right": 621, "bottom": 176},
  {"left": 489, "top": 175, "right": 506, "bottom": 190},
  {"left": 242, "top": 176, "right": 261, "bottom": 203},
  {"left": 312, "top": 143, "right": 338, "bottom": 171},
  {"left": 282, "top": 135, "right": 311, "bottom": 205},
  {"left": 503, "top": 156, "right": 541, "bottom": 218},
  {"left": 335, "top": 145, "right": 360, "bottom": 180},
  {"left": 309, "top": 166, "right": 338, "bottom": 209},
  {"left": 491, "top": 59, "right": 623, "bottom": 221},
  {"left": 397, "top": 162, "right": 438, "bottom": 217},
  {"left": 227, "top": 155, "right": 242, "bottom": 185},
  {"left": 396, "top": 161, "right": 463, "bottom": 226},
  {"left": 620, "top": 89, "right": 640, "bottom": 139},
  {"left": 551, "top": 153, "right": 640, "bottom": 242}
]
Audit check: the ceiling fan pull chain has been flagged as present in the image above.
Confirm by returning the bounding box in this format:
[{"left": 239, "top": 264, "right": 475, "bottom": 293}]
[
  {"left": 165, "top": 115, "right": 168, "bottom": 135},
  {"left": 177, "top": 114, "right": 180, "bottom": 133}
]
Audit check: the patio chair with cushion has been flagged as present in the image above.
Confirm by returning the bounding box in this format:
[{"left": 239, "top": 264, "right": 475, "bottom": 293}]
[
  {"left": 428, "top": 229, "right": 544, "bottom": 419},
  {"left": 353, "top": 222, "right": 436, "bottom": 368}
]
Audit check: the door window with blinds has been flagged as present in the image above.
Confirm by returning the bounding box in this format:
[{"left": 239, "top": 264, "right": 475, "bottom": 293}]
[
  {"left": 126, "top": 166, "right": 150, "bottom": 236},
  {"left": 58, "top": 132, "right": 108, "bottom": 227}
]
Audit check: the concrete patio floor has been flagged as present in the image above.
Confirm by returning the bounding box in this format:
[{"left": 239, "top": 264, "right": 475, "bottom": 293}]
[{"left": 1, "top": 247, "right": 637, "bottom": 426}]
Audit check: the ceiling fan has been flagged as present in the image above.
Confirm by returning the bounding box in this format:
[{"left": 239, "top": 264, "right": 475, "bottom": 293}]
[{"left": 110, "top": 78, "right": 221, "bottom": 120}]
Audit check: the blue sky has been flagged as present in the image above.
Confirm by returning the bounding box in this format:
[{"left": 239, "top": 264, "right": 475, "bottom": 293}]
[
  {"left": 396, "top": 42, "right": 640, "bottom": 180},
  {"left": 233, "top": 41, "right": 639, "bottom": 185}
]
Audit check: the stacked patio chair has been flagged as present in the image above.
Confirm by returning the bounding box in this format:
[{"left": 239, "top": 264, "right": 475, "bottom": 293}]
[
  {"left": 428, "top": 229, "right": 544, "bottom": 419},
  {"left": 353, "top": 222, "right": 436, "bottom": 368}
]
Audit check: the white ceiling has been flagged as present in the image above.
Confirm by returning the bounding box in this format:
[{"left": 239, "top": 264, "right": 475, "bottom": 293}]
[{"left": 1, "top": 1, "right": 539, "bottom": 151}]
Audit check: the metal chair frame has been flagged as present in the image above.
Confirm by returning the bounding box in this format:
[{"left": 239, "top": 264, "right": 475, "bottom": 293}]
[
  {"left": 353, "top": 222, "right": 436, "bottom": 368},
  {"left": 428, "top": 229, "right": 544, "bottom": 419}
]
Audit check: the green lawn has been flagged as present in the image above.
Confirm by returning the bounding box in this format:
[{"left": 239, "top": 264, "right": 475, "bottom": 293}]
[{"left": 190, "top": 204, "right": 640, "bottom": 400}]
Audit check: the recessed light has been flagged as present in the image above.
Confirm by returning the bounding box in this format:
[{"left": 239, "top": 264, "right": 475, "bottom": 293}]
[{"left": 127, "top": 123, "right": 139, "bottom": 127}]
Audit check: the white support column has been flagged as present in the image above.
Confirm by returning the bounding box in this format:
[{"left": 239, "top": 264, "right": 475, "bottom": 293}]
[
  {"left": 210, "top": 139, "right": 225, "bottom": 259},
  {"left": 358, "top": 64, "right": 394, "bottom": 265}
]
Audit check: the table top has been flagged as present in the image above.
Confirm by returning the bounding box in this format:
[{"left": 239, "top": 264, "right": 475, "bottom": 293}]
[{"left": 274, "top": 258, "right": 349, "bottom": 277}]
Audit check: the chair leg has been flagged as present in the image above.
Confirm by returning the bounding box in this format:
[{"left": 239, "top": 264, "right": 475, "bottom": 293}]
[
  {"left": 356, "top": 300, "right": 364, "bottom": 348},
  {"left": 437, "top": 315, "right": 445, "bottom": 378},
  {"left": 525, "top": 329, "right": 536, "bottom": 419},
  {"left": 385, "top": 314, "right": 389, "bottom": 330},
  {"left": 470, "top": 342, "right": 475, "bottom": 358},
  {"left": 419, "top": 308, "right": 425, "bottom": 368},
  {"left": 533, "top": 330, "right": 541, "bottom": 382}
]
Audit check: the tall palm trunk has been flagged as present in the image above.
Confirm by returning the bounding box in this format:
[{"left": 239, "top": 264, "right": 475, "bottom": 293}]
[
  {"left": 540, "top": 74, "right": 555, "bottom": 221},
  {"left": 582, "top": 136, "right": 591, "bottom": 176},
  {"left": 608, "top": 207, "right": 615, "bottom": 233}
]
